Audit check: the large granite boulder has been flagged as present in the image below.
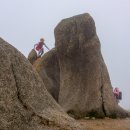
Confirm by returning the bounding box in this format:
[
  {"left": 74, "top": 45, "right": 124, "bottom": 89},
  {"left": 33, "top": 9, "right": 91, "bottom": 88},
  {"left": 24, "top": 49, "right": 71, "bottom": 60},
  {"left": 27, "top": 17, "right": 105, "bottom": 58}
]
[
  {"left": 54, "top": 13, "right": 128, "bottom": 118},
  {"left": 0, "top": 38, "right": 85, "bottom": 130}
]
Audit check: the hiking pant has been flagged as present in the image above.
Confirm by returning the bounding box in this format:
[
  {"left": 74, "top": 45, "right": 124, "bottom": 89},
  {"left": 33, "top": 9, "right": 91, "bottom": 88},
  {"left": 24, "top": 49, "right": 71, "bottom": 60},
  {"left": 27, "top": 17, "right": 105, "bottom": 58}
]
[{"left": 38, "top": 48, "right": 44, "bottom": 57}]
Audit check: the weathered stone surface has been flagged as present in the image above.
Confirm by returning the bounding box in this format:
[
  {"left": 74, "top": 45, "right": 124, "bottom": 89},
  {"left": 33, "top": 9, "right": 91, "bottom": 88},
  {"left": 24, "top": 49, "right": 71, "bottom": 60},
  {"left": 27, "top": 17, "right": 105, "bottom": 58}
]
[
  {"left": 0, "top": 38, "right": 86, "bottom": 130},
  {"left": 28, "top": 49, "right": 38, "bottom": 64},
  {"left": 33, "top": 48, "right": 60, "bottom": 101},
  {"left": 54, "top": 13, "right": 128, "bottom": 118}
]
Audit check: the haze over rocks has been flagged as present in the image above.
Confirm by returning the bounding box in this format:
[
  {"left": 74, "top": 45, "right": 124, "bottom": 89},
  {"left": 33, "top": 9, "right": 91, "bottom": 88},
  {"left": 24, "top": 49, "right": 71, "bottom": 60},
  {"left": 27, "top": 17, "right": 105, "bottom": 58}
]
[{"left": 29, "top": 13, "right": 129, "bottom": 118}]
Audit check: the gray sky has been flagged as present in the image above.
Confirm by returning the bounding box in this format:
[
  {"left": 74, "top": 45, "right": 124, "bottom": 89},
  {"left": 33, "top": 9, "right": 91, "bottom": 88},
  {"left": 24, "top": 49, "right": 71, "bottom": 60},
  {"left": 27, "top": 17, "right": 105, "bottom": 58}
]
[{"left": 0, "top": 0, "right": 130, "bottom": 109}]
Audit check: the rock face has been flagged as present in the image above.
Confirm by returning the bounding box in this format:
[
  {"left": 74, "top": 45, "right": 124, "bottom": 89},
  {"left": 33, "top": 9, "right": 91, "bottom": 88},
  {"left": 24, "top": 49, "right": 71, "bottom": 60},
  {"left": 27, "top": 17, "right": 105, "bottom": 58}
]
[
  {"left": 0, "top": 38, "right": 85, "bottom": 130},
  {"left": 33, "top": 49, "right": 60, "bottom": 101},
  {"left": 28, "top": 49, "right": 38, "bottom": 64},
  {"left": 28, "top": 13, "right": 129, "bottom": 118},
  {"left": 54, "top": 13, "right": 128, "bottom": 118}
]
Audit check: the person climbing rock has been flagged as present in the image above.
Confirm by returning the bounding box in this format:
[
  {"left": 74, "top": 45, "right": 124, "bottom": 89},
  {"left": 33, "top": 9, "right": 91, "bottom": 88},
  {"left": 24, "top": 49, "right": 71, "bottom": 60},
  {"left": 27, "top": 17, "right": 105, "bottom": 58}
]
[
  {"left": 34, "top": 38, "right": 50, "bottom": 57},
  {"left": 113, "top": 87, "right": 122, "bottom": 103}
]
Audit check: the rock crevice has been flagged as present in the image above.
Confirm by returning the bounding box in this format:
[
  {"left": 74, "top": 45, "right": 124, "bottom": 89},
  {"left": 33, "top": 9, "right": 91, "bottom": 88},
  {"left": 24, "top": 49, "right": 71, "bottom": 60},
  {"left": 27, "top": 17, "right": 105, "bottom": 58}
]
[{"left": 11, "top": 64, "right": 29, "bottom": 111}]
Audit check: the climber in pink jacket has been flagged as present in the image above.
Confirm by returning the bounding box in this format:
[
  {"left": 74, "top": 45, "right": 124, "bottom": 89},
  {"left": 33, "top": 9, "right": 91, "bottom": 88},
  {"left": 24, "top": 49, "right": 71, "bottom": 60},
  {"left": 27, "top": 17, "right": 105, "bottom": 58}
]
[
  {"left": 34, "top": 38, "right": 49, "bottom": 57},
  {"left": 113, "top": 87, "right": 120, "bottom": 103}
]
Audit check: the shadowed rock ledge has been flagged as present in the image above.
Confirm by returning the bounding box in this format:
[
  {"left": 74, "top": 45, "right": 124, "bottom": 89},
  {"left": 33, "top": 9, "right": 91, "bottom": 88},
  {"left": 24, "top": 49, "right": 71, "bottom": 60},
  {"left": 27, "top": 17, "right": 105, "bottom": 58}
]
[{"left": 33, "top": 48, "right": 60, "bottom": 101}]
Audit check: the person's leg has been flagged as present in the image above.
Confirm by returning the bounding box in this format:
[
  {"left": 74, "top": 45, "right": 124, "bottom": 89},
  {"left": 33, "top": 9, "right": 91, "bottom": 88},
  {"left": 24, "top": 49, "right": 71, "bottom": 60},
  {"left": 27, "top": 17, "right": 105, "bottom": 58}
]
[
  {"left": 115, "top": 94, "right": 119, "bottom": 103},
  {"left": 40, "top": 48, "right": 44, "bottom": 55},
  {"left": 38, "top": 48, "right": 44, "bottom": 57},
  {"left": 34, "top": 49, "right": 39, "bottom": 57}
]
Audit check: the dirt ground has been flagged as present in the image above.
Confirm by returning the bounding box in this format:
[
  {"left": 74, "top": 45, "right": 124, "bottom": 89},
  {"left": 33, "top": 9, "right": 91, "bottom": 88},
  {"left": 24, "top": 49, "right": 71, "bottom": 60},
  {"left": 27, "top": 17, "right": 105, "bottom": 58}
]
[{"left": 78, "top": 118, "right": 130, "bottom": 130}]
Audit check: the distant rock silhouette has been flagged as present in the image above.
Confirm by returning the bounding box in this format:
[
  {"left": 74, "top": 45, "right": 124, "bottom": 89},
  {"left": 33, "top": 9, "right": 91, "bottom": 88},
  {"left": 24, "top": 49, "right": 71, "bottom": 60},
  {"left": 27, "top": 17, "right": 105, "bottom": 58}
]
[
  {"left": 54, "top": 13, "right": 128, "bottom": 118},
  {"left": 0, "top": 38, "right": 85, "bottom": 130}
]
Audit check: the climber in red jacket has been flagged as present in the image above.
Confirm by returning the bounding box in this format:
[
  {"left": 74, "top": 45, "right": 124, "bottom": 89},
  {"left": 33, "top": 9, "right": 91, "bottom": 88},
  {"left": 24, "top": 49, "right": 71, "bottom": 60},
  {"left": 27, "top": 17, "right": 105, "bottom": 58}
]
[
  {"left": 113, "top": 87, "right": 120, "bottom": 103},
  {"left": 34, "top": 38, "right": 50, "bottom": 57}
]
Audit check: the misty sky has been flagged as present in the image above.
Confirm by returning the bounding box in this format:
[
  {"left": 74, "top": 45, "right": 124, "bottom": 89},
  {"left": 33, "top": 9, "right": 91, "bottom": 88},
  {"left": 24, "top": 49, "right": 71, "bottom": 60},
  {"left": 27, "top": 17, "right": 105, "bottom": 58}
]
[{"left": 0, "top": 0, "right": 130, "bottom": 109}]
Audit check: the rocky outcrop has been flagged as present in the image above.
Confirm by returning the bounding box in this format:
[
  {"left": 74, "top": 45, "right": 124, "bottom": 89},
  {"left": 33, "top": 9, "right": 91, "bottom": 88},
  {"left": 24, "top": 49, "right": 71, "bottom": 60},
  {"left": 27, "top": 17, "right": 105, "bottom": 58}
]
[
  {"left": 33, "top": 48, "right": 60, "bottom": 101},
  {"left": 27, "top": 13, "right": 129, "bottom": 119},
  {"left": 28, "top": 49, "right": 38, "bottom": 64},
  {"left": 0, "top": 38, "right": 86, "bottom": 130},
  {"left": 54, "top": 13, "right": 128, "bottom": 118}
]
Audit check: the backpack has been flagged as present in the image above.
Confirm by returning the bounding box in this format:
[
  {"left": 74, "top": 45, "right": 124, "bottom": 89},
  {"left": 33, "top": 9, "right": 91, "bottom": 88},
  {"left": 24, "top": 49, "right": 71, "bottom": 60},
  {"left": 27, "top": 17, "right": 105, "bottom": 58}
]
[{"left": 118, "top": 92, "right": 122, "bottom": 100}]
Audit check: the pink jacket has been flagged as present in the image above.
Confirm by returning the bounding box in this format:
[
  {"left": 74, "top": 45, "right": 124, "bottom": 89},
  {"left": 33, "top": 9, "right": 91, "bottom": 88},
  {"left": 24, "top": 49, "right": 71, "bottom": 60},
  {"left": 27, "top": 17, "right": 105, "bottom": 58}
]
[
  {"left": 34, "top": 42, "right": 44, "bottom": 51},
  {"left": 113, "top": 88, "right": 120, "bottom": 96}
]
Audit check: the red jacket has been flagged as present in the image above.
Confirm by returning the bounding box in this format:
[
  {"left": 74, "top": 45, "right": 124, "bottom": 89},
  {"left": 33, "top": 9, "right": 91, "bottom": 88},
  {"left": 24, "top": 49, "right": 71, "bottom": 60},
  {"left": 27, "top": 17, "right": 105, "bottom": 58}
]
[
  {"left": 113, "top": 88, "right": 120, "bottom": 96},
  {"left": 35, "top": 42, "right": 44, "bottom": 51}
]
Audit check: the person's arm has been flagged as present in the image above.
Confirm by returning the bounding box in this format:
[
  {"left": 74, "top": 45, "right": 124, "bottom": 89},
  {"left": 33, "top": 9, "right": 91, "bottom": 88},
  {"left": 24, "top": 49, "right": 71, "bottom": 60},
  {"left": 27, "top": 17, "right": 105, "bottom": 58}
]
[
  {"left": 44, "top": 43, "right": 50, "bottom": 50},
  {"left": 34, "top": 43, "right": 38, "bottom": 49}
]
